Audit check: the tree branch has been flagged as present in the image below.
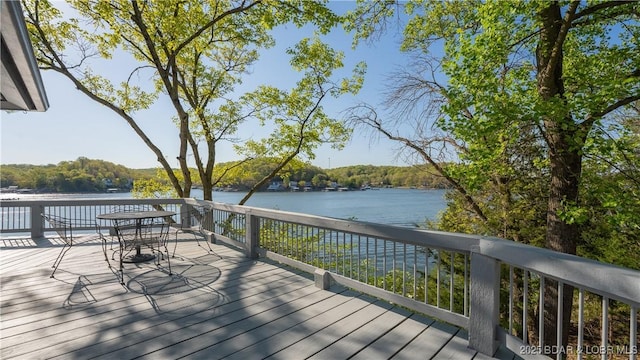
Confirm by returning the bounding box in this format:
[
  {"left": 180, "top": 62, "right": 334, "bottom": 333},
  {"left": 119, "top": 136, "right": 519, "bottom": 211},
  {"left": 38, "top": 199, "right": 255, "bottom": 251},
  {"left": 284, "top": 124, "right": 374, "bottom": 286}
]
[
  {"left": 544, "top": 1, "right": 579, "bottom": 78},
  {"left": 346, "top": 104, "right": 488, "bottom": 222},
  {"left": 173, "top": 0, "right": 262, "bottom": 56},
  {"left": 573, "top": 1, "right": 630, "bottom": 21},
  {"left": 587, "top": 94, "right": 640, "bottom": 122}
]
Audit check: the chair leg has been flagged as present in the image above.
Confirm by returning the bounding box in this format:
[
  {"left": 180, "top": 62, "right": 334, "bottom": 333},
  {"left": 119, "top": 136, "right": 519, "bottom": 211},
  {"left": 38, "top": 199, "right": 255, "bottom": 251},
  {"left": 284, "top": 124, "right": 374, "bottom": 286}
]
[
  {"left": 172, "top": 231, "right": 179, "bottom": 258},
  {"left": 157, "top": 232, "right": 172, "bottom": 275},
  {"left": 163, "top": 245, "right": 172, "bottom": 275},
  {"left": 195, "top": 234, "right": 214, "bottom": 253},
  {"left": 50, "top": 243, "right": 71, "bottom": 278},
  {"left": 99, "top": 234, "right": 111, "bottom": 265},
  {"left": 118, "top": 241, "right": 125, "bottom": 285}
]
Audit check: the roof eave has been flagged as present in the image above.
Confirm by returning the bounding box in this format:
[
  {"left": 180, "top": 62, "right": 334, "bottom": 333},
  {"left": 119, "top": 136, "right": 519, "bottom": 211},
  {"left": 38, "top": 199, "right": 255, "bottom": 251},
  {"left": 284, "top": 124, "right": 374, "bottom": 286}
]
[{"left": 1, "top": 0, "right": 49, "bottom": 112}]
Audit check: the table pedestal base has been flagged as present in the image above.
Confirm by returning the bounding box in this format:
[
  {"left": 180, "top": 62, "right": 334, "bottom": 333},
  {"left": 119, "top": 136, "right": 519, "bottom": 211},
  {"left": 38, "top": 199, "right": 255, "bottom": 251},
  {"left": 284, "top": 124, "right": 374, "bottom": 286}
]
[{"left": 123, "top": 253, "right": 155, "bottom": 263}]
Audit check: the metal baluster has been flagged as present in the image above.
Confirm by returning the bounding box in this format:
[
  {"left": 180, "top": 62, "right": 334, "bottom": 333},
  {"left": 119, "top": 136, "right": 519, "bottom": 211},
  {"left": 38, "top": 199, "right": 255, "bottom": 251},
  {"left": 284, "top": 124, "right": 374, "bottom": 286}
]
[
  {"left": 450, "top": 252, "right": 454, "bottom": 312},
  {"left": 510, "top": 266, "right": 514, "bottom": 335},
  {"left": 578, "top": 288, "right": 584, "bottom": 360},
  {"left": 631, "top": 306, "right": 637, "bottom": 360},
  {"left": 309, "top": 225, "right": 313, "bottom": 264},
  {"left": 539, "top": 275, "right": 545, "bottom": 348},
  {"left": 339, "top": 232, "right": 343, "bottom": 275},
  {"left": 334, "top": 230, "right": 338, "bottom": 273},
  {"left": 357, "top": 235, "right": 362, "bottom": 281},
  {"left": 312, "top": 226, "right": 317, "bottom": 266},
  {"left": 289, "top": 223, "right": 293, "bottom": 257},
  {"left": 523, "top": 270, "right": 528, "bottom": 344},
  {"left": 282, "top": 221, "right": 286, "bottom": 255},
  {"left": 602, "top": 296, "right": 609, "bottom": 360},
  {"left": 402, "top": 243, "right": 407, "bottom": 297},
  {"left": 437, "top": 250, "right": 441, "bottom": 308},
  {"left": 291, "top": 222, "right": 294, "bottom": 256},
  {"left": 349, "top": 233, "right": 354, "bottom": 279},
  {"left": 464, "top": 254, "right": 468, "bottom": 317},
  {"left": 335, "top": 231, "right": 339, "bottom": 274},
  {"left": 370, "top": 237, "right": 373, "bottom": 285},
  {"left": 413, "top": 245, "right": 417, "bottom": 301},
  {"left": 295, "top": 224, "right": 300, "bottom": 260},
  {"left": 342, "top": 232, "right": 346, "bottom": 275},
  {"left": 299, "top": 224, "right": 303, "bottom": 260},
  {"left": 322, "top": 227, "right": 327, "bottom": 270},
  {"left": 425, "top": 247, "right": 429, "bottom": 305},
  {"left": 393, "top": 241, "right": 397, "bottom": 294},
  {"left": 557, "top": 281, "right": 563, "bottom": 360},
  {"left": 383, "top": 240, "right": 387, "bottom": 291}
]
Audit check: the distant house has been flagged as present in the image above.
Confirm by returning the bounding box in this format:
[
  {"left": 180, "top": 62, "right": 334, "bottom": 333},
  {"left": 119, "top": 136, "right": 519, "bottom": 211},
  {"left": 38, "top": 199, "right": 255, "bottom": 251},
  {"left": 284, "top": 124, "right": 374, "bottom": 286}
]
[
  {"left": 324, "top": 182, "right": 339, "bottom": 191},
  {"left": 267, "top": 182, "right": 285, "bottom": 191}
]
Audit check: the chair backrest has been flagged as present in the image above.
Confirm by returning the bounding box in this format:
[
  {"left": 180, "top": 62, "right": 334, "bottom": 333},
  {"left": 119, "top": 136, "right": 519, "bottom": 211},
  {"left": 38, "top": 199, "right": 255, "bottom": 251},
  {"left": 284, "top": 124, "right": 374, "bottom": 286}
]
[
  {"left": 110, "top": 205, "right": 171, "bottom": 225},
  {"left": 42, "top": 214, "right": 73, "bottom": 244},
  {"left": 188, "top": 205, "right": 214, "bottom": 232},
  {"left": 113, "top": 217, "right": 162, "bottom": 247},
  {"left": 109, "top": 205, "right": 152, "bottom": 213}
]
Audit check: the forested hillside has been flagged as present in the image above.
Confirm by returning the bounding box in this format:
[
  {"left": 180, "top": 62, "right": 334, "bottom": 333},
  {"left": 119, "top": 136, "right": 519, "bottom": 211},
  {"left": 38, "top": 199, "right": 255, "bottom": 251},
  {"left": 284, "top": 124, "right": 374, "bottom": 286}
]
[
  {"left": 327, "top": 165, "right": 450, "bottom": 189},
  {"left": 1, "top": 157, "right": 144, "bottom": 192},
  {"left": 1, "top": 157, "right": 451, "bottom": 193}
]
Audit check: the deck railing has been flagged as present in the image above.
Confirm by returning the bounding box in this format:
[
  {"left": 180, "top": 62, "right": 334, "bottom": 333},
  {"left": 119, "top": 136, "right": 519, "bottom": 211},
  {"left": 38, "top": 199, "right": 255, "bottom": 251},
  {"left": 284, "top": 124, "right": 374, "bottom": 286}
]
[
  {"left": 1, "top": 198, "right": 638, "bottom": 359},
  {"left": 0, "top": 198, "right": 184, "bottom": 238}
]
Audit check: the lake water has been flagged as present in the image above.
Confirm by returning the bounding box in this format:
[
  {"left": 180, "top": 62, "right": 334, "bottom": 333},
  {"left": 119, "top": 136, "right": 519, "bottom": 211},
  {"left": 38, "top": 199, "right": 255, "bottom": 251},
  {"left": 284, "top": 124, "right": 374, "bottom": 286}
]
[{"left": 1, "top": 188, "right": 448, "bottom": 228}]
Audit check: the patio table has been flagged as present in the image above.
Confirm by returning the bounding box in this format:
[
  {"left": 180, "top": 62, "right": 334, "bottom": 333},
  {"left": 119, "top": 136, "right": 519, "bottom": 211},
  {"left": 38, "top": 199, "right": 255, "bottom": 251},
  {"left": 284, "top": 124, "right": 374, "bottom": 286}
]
[{"left": 97, "top": 210, "right": 175, "bottom": 263}]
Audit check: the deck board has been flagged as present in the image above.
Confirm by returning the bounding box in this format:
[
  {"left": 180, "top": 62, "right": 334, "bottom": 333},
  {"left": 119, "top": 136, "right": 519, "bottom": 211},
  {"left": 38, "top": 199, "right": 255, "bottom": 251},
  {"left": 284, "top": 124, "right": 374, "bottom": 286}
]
[
  {"left": 350, "top": 313, "right": 436, "bottom": 359},
  {"left": 210, "top": 289, "right": 362, "bottom": 360},
  {"left": 307, "top": 305, "right": 415, "bottom": 359},
  {"left": 1, "top": 234, "right": 518, "bottom": 360}
]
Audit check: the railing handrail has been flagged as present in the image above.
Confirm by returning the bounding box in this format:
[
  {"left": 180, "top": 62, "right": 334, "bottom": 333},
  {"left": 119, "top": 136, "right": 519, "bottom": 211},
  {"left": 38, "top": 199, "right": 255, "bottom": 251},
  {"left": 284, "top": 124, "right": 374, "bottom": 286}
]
[
  {"left": 1, "top": 198, "right": 186, "bottom": 237},
  {"left": 210, "top": 201, "right": 640, "bottom": 307},
  {"left": 477, "top": 236, "right": 640, "bottom": 306},
  {"left": 0, "top": 198, "right": 185, "bottom": 207},
  {"left": 228, "top": 203, "right": 481, "bottom": 250}
]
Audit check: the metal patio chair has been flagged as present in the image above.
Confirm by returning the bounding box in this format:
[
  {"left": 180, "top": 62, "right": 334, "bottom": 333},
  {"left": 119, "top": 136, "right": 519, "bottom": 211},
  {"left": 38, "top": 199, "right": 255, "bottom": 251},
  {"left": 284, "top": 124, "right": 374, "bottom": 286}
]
[
  {"left": 106, "top": 205, "right": 151, "bottom": 258},
  {"left": 171, "top": 203, "right": 215, "bottom": 257},
  {"left": 104, "top": 205, "right": 172, "bottom": 257},
  {"left": 42, "top": 213, "right": 109, "bottom": 278},
  {"left": 111, "top": 216, "right": 172, "bottom": 284}
]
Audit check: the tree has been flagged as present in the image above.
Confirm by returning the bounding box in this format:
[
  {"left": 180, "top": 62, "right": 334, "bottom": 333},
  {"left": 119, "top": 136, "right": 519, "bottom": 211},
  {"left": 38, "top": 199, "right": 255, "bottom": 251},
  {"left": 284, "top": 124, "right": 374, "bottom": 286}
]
[
  {"left": 23, "top": 0, "right": 347, "bottom": 201},
  {"left": 345, "top": 0, "right": 639, "bottom": 351},
  {"left": 233, "top": 36, "right": 364, "bottom": 204}
]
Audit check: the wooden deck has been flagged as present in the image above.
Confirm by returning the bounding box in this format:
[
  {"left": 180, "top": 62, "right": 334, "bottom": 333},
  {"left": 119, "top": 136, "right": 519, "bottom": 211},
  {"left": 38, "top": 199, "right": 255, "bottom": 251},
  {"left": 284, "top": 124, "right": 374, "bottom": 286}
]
[{"left": 1, "top": 233, "right": 520, "bottom": 360}]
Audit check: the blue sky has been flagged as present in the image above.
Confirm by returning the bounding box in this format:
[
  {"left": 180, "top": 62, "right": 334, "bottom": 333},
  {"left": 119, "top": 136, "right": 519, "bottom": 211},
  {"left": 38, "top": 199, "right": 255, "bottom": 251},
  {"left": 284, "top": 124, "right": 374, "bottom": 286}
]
[{"left": 1, "top": 2, "right": 414, "bottom": 169}]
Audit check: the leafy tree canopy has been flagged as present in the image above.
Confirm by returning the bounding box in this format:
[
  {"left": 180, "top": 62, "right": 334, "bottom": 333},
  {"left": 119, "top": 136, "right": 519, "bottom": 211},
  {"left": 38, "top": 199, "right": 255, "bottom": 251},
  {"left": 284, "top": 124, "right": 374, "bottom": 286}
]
[{"left": 23, "top": 0, "right": 361, "bottom": 202}]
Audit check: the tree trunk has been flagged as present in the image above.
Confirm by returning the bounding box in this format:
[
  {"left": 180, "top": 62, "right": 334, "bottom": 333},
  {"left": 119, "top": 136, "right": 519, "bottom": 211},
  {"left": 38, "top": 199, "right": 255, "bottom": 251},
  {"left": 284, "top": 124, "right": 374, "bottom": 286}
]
[
  {"left": 536, "top": 1, "right": 581, "bottom": 352},
  {"left": 542, "top": 131, "right": 580, "bottom": 350}
]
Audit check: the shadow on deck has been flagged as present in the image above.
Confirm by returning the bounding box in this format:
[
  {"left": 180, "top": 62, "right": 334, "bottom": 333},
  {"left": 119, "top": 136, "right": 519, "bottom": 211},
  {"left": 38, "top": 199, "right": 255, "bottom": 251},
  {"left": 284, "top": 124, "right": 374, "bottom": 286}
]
[{"left": 0, "top": 234, "right": 521, "bottom": 359}]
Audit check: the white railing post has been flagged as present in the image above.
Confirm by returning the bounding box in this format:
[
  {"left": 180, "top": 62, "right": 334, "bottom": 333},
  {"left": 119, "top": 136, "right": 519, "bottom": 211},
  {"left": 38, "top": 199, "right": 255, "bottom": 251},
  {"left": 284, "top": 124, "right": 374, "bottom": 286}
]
[
  {"left": 245, "top": 210, "right": 259, "bottom": 259},
  {"left": 180, "top": 203, "right": 191, "bottom": 228},
  {"left": 30, "top": 203, "right": 45, "bottom": 238},
  {"left": 314, "top": 268, "right": 331, "bottom": 290},
  {"left": 469, "top": 246, "right": 500, "bottom": 356}
]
